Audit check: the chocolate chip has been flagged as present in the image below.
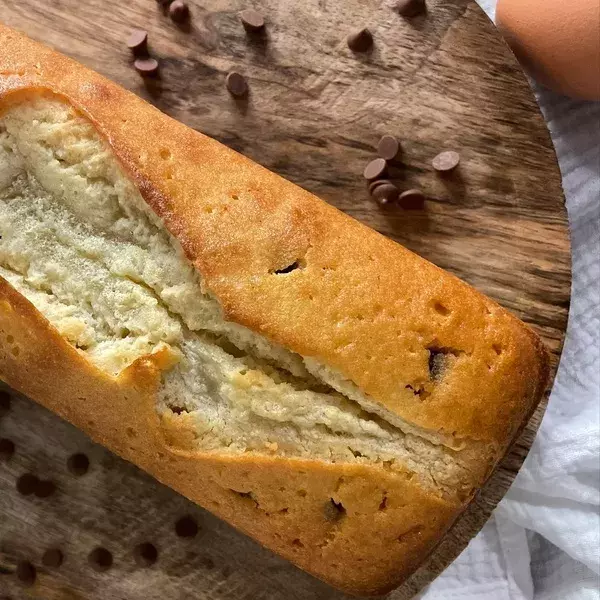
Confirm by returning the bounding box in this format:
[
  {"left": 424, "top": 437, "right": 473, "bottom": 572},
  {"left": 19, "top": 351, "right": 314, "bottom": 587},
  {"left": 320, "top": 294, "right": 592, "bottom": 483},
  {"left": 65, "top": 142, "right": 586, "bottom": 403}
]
[
  {"left": 371, "top": 182, "right": 400, "bottom": 205},
  {"left": 347, "top": 28, "right": 373, "bottom": 53},
  {"left": 226, "top": 71, "right": 248, "bottom": 97},
  {"left": 175, "top": 515, "right": 199, "bottom": 538},
  {"left": 133, "top": 542, "right": 158, "bottom": 567},
  {"left": 377, "top": 135, "right": 401, "bottom": 161},
  {"left": 34, "top": 480, "right": 56, "bottom": 498},
  {"left": 126, "top": 29, "right": 148, "bottom": 55},
  {"left": 240, "top": 8, "right": 265, "bottom": 32},
  {"left": 0, "top": 390, "right": 11, "bottom": 414},
  {"left": 42, "top": 548, "right": 63, "bottom": 568},
  {"left": 398, "top": 188, "right": 426, "bottom": 209},
  {"left": 429, "top": 350, "right": 445, "bottom": 381},
  {"left": 0, "top": 438, "right": 15, "bottom": 461},
  {"left": 88, "top": 547, "right": 113, "bottom": 572},
  {"left": 363, "top": 158, "right": 387, "bottom": 181},
  {"left": 156, "top": 0, "right": 173, "bottom": 6},
  {"left": 432, "top": 150, "right": 460, "bottom": 173},
  {"left": 368, "top": 178, "right": 393, "bottom": 194},
  {"left": 16, "top": 473, "right": 39, "bottom": 496},
  {"left": 323, "top": 499, "right": 346, "bottom": 522},
  {"left": 395, "top": 0, "right": 426, "bottom": 17},
  {"left": 67, "top": 453, "right": 89, "bottom": 476},
  {"left": 134, "top": 58, "right": 159, "bottom": 77},
  {"left": 16, "top": 560, "right": 36, "bottom": 586},
  {"left": 169, "top": 0, "right": 189, "bottom": 23}
]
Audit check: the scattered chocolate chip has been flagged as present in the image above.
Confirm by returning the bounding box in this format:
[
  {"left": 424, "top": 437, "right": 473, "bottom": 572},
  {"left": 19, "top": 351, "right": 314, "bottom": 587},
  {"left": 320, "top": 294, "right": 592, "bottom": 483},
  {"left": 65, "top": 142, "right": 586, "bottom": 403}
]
[
  {"left": 377, "top": 135, "right": 402, "bottom": 161},
  {"left": 395, "top": 0, "right": 426, "bottom": 17},
  {"left": 432, "top": 150, "right": 460, "bottom": 173},
  {"left": 175, "top": 515, "right": 199, "bottom": 538},
  {"left": 16, "top": 473, "right": 39, "bottom": 496},
  {"left": 34, "top": 479, "right": 56, "bottom": 498},
  {"left": 16, "top": 560, "right": 36, "bottom": 586},
  {"left": 363, "top": 158, "right": 388, "bottom": 181},
  {"left": 0, "top": 390, "right": 11, "bottom": 414},
  {"left": 169, "top": 0, "right": 189, "bottom": 23},
  {"left": 126, "top": 29, "right": 148, "bottom": 55},
  {"left": 371, "top": 182, "right": 400, "bottom": 205},
  {"left": 133, "top": 542, "right": 158, "bottom": 567},
  {"left": 240, "top": 8, "right": 265, "bottom": 32},
  {"left": 42, "top": 548, "right": 63, "bottom": 568},
  {"left": 67, "top": 453, "right": 89, "bottom": 477},
  {"left": 347, "top": 28, "right": 373, "bottom": 53},
  {"left": 398, "top": 188, "right": 426, "bottom": 209},
  {"left": 88, "top": 547, "right": 113, "bottom": 572},
  {"left": 323, "top": 499, "right": 346, "bottom": 522},
  {"left": 134, "top": 58, "right": 159, "bottom": 77},
  {"left": 225, "top": 71, "right": 248, "bottom": 97},
  {"left": 368, "top": 178, "right": 393, "bottom": 194},
  {"left": 0, "top": 438, "right": 15, "bottom": 461}
]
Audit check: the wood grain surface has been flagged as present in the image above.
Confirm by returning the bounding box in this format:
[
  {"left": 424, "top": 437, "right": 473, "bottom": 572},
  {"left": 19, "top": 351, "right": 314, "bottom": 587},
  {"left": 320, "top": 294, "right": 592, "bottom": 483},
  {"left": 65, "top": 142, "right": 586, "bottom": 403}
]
[{"left": 0, "top": 0, "right": 570, "bottom": 598}]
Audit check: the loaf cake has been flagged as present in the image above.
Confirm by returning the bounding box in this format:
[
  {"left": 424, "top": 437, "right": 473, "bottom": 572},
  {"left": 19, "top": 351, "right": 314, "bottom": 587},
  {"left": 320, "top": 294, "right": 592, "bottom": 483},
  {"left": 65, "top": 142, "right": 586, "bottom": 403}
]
[{"left": 0, "top": 24, "right": 549, "bottom": 595}]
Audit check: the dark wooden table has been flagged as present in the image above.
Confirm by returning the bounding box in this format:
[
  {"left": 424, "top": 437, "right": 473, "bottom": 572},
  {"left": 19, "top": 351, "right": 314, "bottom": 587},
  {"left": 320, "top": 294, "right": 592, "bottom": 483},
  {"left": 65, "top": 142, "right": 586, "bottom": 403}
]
[{"left": 0, "top": 0, "right": 570, "bottom": 599}]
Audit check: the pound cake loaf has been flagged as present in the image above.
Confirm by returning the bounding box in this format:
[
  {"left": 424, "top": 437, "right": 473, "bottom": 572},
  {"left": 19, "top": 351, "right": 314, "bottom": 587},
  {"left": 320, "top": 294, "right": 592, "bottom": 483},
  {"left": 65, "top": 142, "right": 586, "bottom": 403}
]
[{"left": 0, "top": 24, "right": 549, "bottom": 595}]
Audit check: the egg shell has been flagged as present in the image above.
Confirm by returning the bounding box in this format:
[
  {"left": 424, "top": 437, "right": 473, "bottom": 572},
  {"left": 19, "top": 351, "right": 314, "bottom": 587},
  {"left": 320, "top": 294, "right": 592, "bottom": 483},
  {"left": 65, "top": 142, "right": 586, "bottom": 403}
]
[{"left": 496, "top": 0, "right": 600, "bottom": 100}]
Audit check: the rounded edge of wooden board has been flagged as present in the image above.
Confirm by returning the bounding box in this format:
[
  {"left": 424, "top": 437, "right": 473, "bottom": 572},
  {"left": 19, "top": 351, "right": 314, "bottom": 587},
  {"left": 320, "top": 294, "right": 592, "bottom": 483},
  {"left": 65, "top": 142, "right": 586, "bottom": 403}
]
[{"left": 390, "top": 8, "right": 569, "bottom": 600}]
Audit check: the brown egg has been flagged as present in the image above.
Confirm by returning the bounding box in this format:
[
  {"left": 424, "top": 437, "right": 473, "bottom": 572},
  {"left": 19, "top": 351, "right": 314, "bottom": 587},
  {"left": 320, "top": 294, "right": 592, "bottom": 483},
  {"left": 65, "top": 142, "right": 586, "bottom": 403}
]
[{"left": 497, "top": 0, "right": 600, "bottom": 100}]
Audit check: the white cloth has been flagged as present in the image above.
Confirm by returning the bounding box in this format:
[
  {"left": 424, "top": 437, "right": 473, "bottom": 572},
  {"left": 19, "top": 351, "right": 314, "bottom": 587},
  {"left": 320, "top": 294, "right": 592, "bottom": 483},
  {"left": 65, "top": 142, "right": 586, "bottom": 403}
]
[{"left": 420, "top": 1, "right": 600, "bottom": 598}]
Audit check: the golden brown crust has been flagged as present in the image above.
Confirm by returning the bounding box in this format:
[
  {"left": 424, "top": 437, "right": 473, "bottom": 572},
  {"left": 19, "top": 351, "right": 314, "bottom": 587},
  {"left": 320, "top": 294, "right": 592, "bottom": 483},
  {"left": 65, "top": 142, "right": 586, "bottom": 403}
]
[
  {"left": 0, "top": 276, "right": 460, "bottom": 595},
  {"left": 0, "top": 23, "right": 549, "bottom": 595}
]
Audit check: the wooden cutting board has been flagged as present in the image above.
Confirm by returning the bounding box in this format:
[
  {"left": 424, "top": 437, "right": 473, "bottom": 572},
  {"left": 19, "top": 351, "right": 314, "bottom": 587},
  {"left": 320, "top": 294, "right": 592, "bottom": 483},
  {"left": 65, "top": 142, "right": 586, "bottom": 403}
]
[{"left": 0, "top": 0, "right": 570, "bottom": 598}]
